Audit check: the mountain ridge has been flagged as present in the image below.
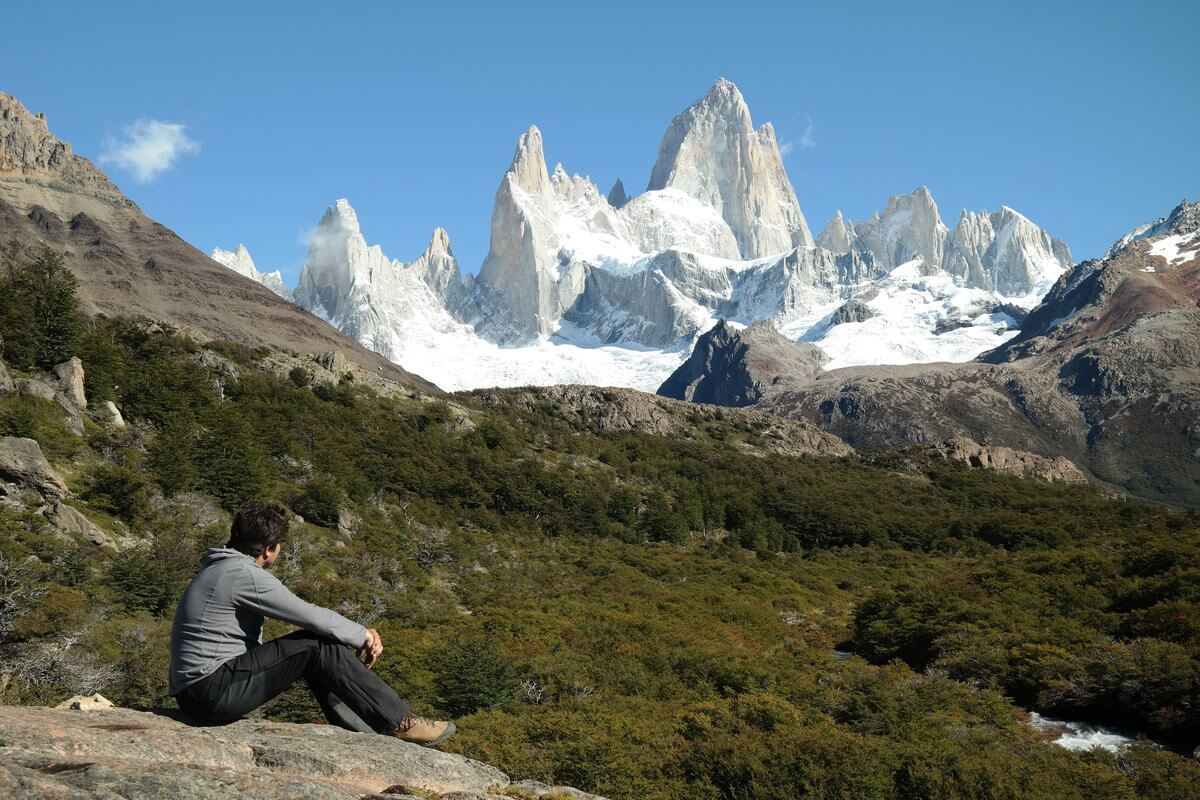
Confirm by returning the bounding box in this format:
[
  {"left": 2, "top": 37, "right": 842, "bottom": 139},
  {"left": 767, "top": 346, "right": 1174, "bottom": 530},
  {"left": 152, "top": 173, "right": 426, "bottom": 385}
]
[{"left": 222, "top": 79, "right": 1072, "bottom": 393}]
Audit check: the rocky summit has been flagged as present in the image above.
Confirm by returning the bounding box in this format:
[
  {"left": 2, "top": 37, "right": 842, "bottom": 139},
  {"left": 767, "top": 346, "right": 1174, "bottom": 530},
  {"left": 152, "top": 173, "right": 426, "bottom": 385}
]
[{"left": 0, "top": 704, "right": 605, "bottom": 800}]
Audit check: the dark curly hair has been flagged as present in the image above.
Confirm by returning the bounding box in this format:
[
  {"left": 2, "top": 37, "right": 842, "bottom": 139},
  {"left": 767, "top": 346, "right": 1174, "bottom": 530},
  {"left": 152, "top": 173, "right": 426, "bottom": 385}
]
[{"left": 227, "top": 501, "right": 290, "bottom": 557}]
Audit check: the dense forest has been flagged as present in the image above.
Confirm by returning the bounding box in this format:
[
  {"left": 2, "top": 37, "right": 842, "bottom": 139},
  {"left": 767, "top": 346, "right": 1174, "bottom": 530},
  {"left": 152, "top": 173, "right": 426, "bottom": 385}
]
[{"left": 0, "top": 245, "right": 1198, "bottom": 799}]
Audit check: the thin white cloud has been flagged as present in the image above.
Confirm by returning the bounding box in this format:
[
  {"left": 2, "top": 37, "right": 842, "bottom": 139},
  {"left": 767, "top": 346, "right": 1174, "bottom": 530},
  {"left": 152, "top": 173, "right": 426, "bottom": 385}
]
[
  {"left": 100, "top": 119, "right": 200, "bottom": 183},
  {"left": 799, "top": 115, "right": 816, "bottom": 149},
  {"left": 780, "top": 115, "right": 816, "bottom": 158}
]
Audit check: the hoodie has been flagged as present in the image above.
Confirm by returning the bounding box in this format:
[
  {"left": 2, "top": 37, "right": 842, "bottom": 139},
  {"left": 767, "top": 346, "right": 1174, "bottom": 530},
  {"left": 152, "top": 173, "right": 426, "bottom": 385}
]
[{"left": 168, "top": 546, "right": 367, "bottom": 695}]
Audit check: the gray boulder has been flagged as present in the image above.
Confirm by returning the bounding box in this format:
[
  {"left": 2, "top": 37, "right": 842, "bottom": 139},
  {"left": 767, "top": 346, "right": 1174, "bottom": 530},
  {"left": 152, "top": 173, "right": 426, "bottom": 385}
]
[
  {"left": 97, "top": 400, "right": 125, "bottom": 428},
  {"left": 41, "top": 502, "right": 117, "bottom": 549},
  {"left": 0, "top": 705, "right": 605, "bottom": 800},
  {"left": 52, "top": 356, "right": 86, "bottom": 408},
  {"left": 0, "top": 436, "right": 67, "bottom": 498},
  {"left": 0, "top": 361, "right": 13, "bottom": 394},
  {"left": 17, "top": 377, "right": 57, "bottom": 402}
]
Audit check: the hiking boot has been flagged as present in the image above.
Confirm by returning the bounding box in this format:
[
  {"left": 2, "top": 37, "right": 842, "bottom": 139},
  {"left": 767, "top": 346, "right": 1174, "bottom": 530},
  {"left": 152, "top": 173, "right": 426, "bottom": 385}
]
[{"left": 393, "top": 714, "right": 456, "bottom": 747}]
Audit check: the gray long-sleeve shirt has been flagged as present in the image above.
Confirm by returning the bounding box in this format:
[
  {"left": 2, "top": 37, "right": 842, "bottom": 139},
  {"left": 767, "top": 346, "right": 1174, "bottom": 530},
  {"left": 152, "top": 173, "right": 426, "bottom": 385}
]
[{"left": 169, "top": 546, "right": 367, "bottom": 695}]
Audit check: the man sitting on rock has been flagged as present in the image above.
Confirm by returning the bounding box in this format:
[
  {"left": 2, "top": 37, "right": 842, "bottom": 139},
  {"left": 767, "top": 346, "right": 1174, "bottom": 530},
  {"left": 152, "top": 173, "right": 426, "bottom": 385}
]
[{"left": 169, "top": 501, "right": 455, "bottom": 746}]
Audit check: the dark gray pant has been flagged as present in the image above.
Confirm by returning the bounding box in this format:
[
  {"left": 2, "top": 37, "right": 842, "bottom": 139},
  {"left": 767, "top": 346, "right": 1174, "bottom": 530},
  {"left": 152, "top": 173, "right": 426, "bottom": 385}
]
[{"left": 174, "top": 630, "right": 411, "bottom": 734}]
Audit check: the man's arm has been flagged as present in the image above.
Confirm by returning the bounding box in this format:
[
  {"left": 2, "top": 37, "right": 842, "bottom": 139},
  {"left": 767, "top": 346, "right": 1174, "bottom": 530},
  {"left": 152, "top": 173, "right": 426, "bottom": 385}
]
[{"left": 233, "top": 566, "right": 367, "bottom": 649}]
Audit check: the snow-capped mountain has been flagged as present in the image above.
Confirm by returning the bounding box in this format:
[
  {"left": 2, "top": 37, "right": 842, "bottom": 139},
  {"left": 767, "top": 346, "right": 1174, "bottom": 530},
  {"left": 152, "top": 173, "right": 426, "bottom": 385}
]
[
  {"left": 221, "top": 78, "right": 1074, "bottom": 392},
  {"left": 210, "top": 244, "right": 292, "bottom": 299}
]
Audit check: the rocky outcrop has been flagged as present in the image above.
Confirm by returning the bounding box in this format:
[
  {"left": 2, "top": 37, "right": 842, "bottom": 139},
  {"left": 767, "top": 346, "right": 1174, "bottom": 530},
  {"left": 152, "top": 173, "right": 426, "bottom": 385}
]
[
  {"left": 647, "top": 78, "right": 814, "bottom": 258},
  {"left": 41, "top": 502, "right": 128, "bottom": 550},
  {"left": 0, "top": 705, "right": 605, "bottom": 800},
  {"left": 52, "top": 356, "right": 86, "bottom": 408},
  {"left": 0, "top": 436, "right": 67, "bottom": 499},
  {"left": 97, "top": 400, "right": 125, "bottom": 428},
  {"left": 830, "top": 295, "right": 877, "bottom": 325},
  {"left": 658, "top": 320, "right": 827, "bottom": 406},
  {"left": 0, "top": 360, "right": 14, "bottom": 394},
  {"left": 925, "top": 436, "right": 1087, "bottom": 483},
  {"left": 0, "top": 92, "right": 435, "bottom": 394},
  {"left": 606, "top": 178, "right": 629, "bottom": 209},
  {"left": 471, "top": 384, "right": 852, "bottom": 459},
  {"left": 816, "top": 210, "right": 857, "bottom": 253}
]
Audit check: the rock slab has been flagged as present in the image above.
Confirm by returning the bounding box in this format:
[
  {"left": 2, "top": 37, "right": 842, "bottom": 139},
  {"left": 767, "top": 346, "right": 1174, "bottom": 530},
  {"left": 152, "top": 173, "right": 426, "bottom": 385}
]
[
  {"left": 0, "top": 436, "right": 67, "bottom": 498},
  {"left": 0, "top": 705, "right": 606, "bottom": 800}
]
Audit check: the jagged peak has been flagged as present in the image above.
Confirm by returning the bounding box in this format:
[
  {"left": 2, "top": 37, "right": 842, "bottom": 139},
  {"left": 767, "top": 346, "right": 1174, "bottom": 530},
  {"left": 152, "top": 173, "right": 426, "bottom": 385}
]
[
  {"left": 607, "top": 178, "right": 629, "bottom": 209},
  {"left": 319, "top": 198, "right": 361, "bottom": 233},
  {"left": 693, "top": 77, "right": 752, "bottom": 126},
  {"left": 424, "top": 226, "right": 453, "bottom": 258},
  {"left": 506, "top": 125, "right": 550, "bottom": 194}
]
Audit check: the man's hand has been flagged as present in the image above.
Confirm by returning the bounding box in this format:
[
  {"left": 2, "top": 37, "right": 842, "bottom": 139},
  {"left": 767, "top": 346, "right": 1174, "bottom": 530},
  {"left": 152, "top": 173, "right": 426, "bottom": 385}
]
[{"left": 358, "top": 628, "right": 383, "bottom": 669}]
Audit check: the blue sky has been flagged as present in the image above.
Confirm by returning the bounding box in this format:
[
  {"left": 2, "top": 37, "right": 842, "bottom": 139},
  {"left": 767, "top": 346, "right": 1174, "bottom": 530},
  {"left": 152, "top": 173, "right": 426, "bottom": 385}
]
[{"left": 6, "top": 1, "right": 1197, "bottom": 283}]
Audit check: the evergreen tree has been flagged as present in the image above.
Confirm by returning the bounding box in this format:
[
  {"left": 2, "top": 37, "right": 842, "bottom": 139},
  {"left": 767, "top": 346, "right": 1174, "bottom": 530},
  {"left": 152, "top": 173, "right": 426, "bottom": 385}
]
[
  {"left": 433, "top": 634, "right": 515, "bottom": 717},
  {"left": 0, "top": 242, "right": 83, "bottom": 369},
  {"left": 197, "top": 410, "right": 272, "bottom": 510}
]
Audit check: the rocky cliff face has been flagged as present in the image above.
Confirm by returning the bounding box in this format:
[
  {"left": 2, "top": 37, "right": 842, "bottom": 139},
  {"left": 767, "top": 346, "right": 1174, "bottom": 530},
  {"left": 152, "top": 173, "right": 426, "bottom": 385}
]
[
  {"left": 0, "top": 705, "right": 605, "bottom": 800},
  {"left": 658, "top": 320, "right": 827, "bottom": 406},
  {"left": 0, "top": 92, "right": 435, "bottom": 394},
  {"left": 647, "top": 78, "right": 814, "bottom": 258},
  {"left": 476, "top": 126, "right": 565, "bottom": 339}
]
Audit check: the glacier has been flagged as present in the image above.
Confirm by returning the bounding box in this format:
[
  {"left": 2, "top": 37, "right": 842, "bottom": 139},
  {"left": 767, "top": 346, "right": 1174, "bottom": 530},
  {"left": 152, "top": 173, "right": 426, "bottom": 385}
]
[{"left": 213, "top": 78, "right": 1074, "bottom": 392}]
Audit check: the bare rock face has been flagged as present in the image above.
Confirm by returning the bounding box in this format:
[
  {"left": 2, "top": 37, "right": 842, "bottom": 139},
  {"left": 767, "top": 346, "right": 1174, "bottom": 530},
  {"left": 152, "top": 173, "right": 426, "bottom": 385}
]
[
  {"left": 648, "top": 78, "right": 814, "bottom": 259},
  {"left": 0, "top": 94, "right": 132, "bottom": 213},
  {"left": 41, "top": 502, "right": 119, "bottom": 550},
  {"left": 816, "top": 210, "right": 857, "bottom": 254},
  {"left": 0, "top": 361, "right": 13, "bottom": 394},
  {"left": 850, "top": 187, "right": 948, "bottom": 275},
  {"left": 606, "top": 178, "right": 629, "bottom": 209},
  {"left": 0, "top": 436, "right": 67, "bottom": 498},
  {"left": 0, "top": 705, "right": 604, "bottom": 800},
  {"left": 97, "top": 400, "right": 125, "bottom": 428},
  {"left": 830, "top": 295, "right": 877, "bottom": 325},
  {"left": 477, "top": 126, "right": 563, "bottom": 338},
  {"left": 52, "top": 356, "right": 86, "bottom": 408},
  {"left": 927, "top": 436, "right": 1087, "bottom": 483},
  {"left": 657, "top": 320, "right": 827, "bottom": 407}
]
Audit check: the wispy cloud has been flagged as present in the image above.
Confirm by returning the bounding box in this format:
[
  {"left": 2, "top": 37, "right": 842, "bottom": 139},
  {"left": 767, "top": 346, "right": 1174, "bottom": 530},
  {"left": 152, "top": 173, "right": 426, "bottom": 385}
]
[
  {"left": 781, "top": 115, "right": 817, "bottom": 157},
  {"left": 799, "top": 115, "right": 816, "bottom": 149},
  {"left": 100, "top": 119, "right": 200, "bottom": 183}
]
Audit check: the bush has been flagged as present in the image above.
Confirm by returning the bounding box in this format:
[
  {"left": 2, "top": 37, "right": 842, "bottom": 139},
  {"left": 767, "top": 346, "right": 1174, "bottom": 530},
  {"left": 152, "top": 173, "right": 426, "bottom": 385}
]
[{"left": 433, "top": 633, "right": 516, "bottom": 717}]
